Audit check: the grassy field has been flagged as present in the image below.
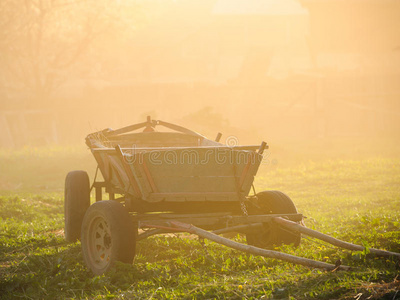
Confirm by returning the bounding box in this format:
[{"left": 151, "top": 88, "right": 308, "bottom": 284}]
[{"left": 0, "top": 138, "right": 399, "bottom": 299}]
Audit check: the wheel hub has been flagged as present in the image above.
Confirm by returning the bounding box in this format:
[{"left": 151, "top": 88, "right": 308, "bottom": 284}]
[
  {"left": 104, "top": 234, "right": 111, "bottom": 249},
  {"left": 88, "top": 217, "right": 112, "bottom": 269}
]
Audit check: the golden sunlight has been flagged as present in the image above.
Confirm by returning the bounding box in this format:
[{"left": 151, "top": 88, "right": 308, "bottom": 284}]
[{"left": 0, "top": 0, "right": 399, "bottom": 146}]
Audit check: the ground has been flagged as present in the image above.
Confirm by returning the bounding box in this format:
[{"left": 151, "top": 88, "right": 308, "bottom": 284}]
[{"left": 0, "top": 138, "right": 399, "bottom": 299}]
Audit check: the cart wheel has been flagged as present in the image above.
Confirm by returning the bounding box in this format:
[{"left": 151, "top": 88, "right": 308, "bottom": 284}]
[
  {"left": 64, "top": 170, "right": 90, "bottom": 242},
  {"left": 81, "top": 200, "right": 137, "bottom": 275},
  {"left": 246, "top": 191, "right": 301, "bottom": 249}
]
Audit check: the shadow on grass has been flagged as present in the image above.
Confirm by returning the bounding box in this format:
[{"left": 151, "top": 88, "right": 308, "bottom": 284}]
[{"left": 1, "top": 232, "right": 399, "bottom": 299}]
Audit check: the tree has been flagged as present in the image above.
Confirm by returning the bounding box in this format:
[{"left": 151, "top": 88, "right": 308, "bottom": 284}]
[{"left": 0, "top": 0, "right": 142, "bottom": 108}]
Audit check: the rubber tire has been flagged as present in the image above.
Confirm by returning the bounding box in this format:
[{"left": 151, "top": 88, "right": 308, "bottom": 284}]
[
  {"left": 81, "top": 200, "right": 137, "bottom": 275},
  {"left": 64, "top": 170, "right": 90, "bottom": 242},
  {"left": 246, "top": 191, "right": 301, "bottom": 249}
]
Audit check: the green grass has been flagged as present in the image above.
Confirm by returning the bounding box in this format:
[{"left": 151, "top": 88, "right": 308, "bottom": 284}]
[{"left": 0, "top": 138, "right": 399, "bottom": 299}]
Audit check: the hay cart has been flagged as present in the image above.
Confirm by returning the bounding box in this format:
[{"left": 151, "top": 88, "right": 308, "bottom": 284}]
[{"left": 65, "top": 117, "right": 399, "bottom": 275}]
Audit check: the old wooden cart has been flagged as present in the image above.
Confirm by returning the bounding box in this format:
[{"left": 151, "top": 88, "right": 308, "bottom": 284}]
[{"left": 64, "top": 117, "right": 399, "bottom": 275}]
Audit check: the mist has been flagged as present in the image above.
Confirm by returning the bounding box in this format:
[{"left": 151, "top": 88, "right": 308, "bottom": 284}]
[{"left": 1, "top": 0, "right": 399, "bottom": 147}]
